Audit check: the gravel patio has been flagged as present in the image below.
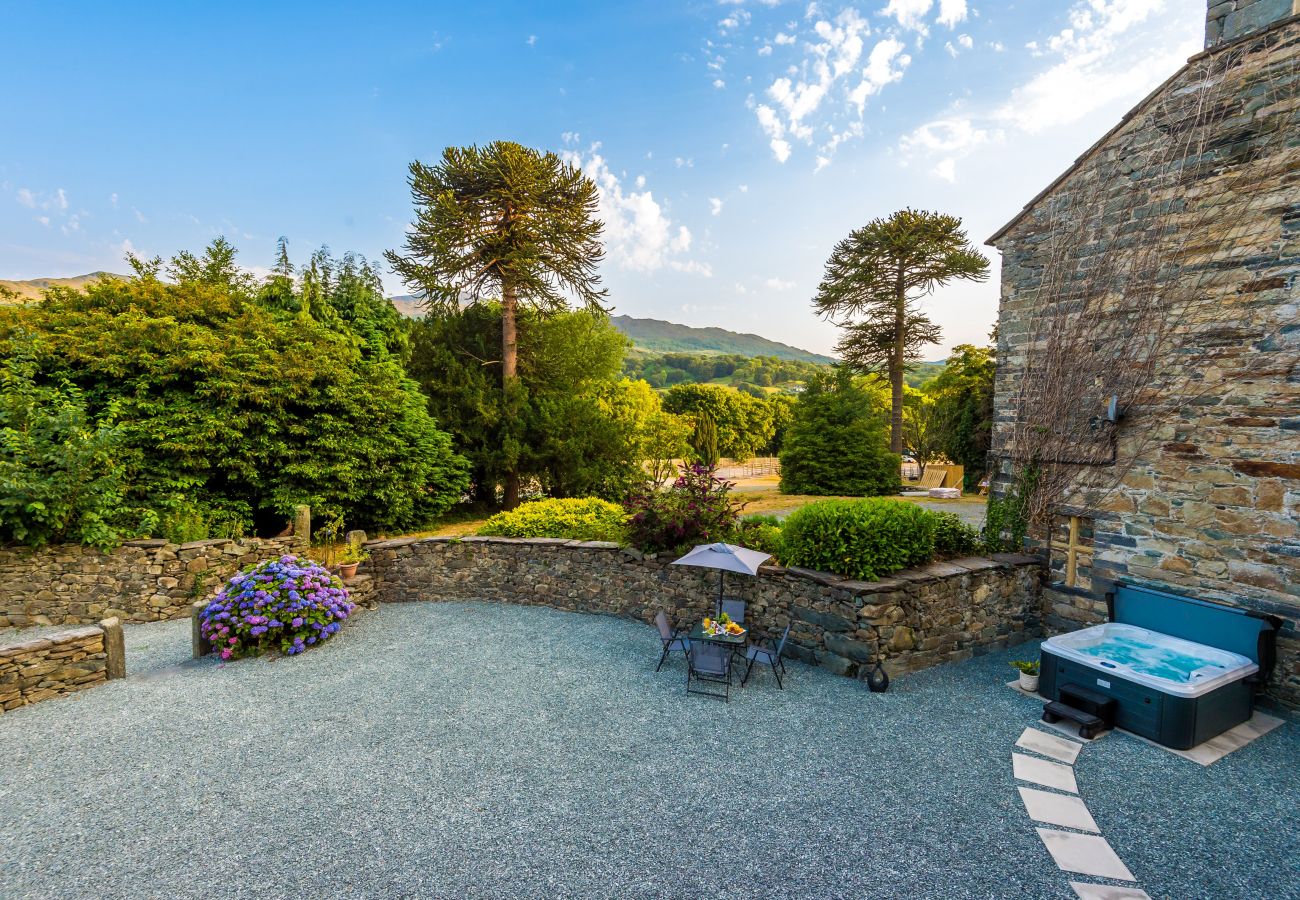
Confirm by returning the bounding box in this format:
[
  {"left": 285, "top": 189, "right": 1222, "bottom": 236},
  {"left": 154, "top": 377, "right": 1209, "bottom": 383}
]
[{"left": 2, "top": 602, "right": 1295, "bottom": 899}]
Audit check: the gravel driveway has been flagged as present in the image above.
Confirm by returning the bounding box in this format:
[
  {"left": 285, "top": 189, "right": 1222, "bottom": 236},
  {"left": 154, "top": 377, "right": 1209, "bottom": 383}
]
[{"left": 1, "top": 603, "right": 1294, "bottom": 899}]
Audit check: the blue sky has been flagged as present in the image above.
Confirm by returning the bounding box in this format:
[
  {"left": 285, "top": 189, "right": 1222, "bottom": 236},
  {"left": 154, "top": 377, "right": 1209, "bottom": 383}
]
[{"left": 0, "top": 0, "right": 1204, "bottom": 356}]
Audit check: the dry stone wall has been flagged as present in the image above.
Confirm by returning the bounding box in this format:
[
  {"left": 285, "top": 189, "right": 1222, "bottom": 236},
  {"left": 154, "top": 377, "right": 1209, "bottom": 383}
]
[
  {"left": 363, "top": 536, "right": 1044, "bottom": 681},
  {"left": 0, "top": 618, "right": 125, "bottom": 714},
  {"left": 0, "top": 537, "right": 303, "bottom": 628}
]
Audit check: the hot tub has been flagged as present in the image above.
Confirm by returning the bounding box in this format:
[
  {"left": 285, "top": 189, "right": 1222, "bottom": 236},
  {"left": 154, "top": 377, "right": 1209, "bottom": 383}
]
[{"left": 1038, "top": 583, "right": 1280, "bottom": 750}]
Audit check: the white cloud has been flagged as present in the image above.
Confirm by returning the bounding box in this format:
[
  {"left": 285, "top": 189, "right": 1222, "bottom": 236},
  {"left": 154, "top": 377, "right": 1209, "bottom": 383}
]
[
  {"left": 670, "top": 260, "right": 713, "bottom": 277},
  {"left": 847, "top": 38, "right": 910, "bottom": 112},
  {"left": 16, "top": 188, "right": 35, "bottom": 208},
  {"left": 709, "top": 197, "right": 724, "bottom": 216},
  {"left": 110, "top": 192, "right": 119, "bottom": 207},
  {"left": 734, "top": 282, "right": 749, "bottom": 295},
  {"left": 958, "top": 33, "right": 973, "bottom": 49},
  {"left": 55, "top": 188, "right": 68, "bottom": 210},
  {"left": 738, "top": 184, "right": 749, "bottom": 193},
  {"left": 751, "top": 8, "right": 909, "bottom": 166},
  {"left": 991, "top": 40, "right": 1005, "bottom": 52},
  {"left": 133, "top": 207, "right": 148, "bottom": 224},
  {"left": 764, "top": 277, "right": 797, "bottom": 291},
  {"left": 36, "top": 215, "right": 50, "bottom": 227},
  {"left": 719, "top": 9, "right": 751, "bottom": 31},
  {"left": 758, "top": 44, "right": 773, "bottom": 56},
  {"left": 119, "top": 238, "right": 137, "bottom": 257},
  {"left": 714, "top": 78, "right": 727, "bottom": 88},
  {"left": 994, "top": 0, "right": 1191, "bottom": 134},
  {"left": 882, "top": 0, "right": 933, "bottom": 32},
  {"left": 774, "top": 32, "right": 797, "bottom": 45},
  {"left": 897, "top": 0, "right": 1198, "bottom": 181},
  {"left": 937, "top": 0, "right": 968, "bottom": 28},
  {"left": 527, "top": 34, "right": 537, "bottom": 46},
  {"left": 562, "top": 143, "right": 702, "bottom": 274}
]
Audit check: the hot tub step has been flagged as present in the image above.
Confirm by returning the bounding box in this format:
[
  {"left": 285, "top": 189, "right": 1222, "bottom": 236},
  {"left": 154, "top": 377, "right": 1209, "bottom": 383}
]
[{"left": 1043, "top": 701, "right": 1108, "bottom": 740}]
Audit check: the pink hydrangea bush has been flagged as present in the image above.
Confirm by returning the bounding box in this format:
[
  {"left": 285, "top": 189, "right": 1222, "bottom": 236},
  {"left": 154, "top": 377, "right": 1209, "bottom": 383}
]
[{"left": 199, "top": 555, "right": 355, "bottom": 660}]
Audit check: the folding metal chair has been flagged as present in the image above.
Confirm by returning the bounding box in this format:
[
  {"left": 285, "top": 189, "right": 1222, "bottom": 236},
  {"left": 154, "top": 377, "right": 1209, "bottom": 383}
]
[
  {"left": 742, "top": 624, "right": 791, "bottom": 689},
  {"left": 654, "top": 611, "right": 690, "bottom": 672},
  {"left": 687, "top": 640, "right": 733, "bottom": 702}
]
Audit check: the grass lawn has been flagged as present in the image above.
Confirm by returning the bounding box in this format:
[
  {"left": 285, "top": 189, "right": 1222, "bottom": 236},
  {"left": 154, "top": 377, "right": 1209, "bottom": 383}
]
[{"left": 386, "top": 476, "right": 989, "bottom": 541}]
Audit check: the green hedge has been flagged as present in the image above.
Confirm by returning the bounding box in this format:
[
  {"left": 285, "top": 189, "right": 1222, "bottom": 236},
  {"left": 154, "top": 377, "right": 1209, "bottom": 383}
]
[
  {"left": 932, "top": 511, "right": 982, "bottom": 559},
  {"left": 781, "top": 499, "right": 942, "bottom": 581},
  {"left": 478, "top": 497, "right": 628, "bottom": 543}
]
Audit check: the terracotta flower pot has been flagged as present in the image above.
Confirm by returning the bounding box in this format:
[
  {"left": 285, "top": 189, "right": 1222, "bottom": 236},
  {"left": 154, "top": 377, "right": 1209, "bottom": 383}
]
[{"left": 339, "top": 562, "right": 360, "bottom": 579}]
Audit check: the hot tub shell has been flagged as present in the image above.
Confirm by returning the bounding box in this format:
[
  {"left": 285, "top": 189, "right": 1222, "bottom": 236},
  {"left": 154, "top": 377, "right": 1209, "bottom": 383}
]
[{"left": 1039, "top": 583, "right": 1281, "bottom": 750}]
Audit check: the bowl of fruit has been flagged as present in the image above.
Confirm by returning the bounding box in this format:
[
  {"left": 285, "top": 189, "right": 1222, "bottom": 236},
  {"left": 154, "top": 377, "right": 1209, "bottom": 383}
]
[{"left": 702, "top": 612, "right": 745, "bottom": 637}]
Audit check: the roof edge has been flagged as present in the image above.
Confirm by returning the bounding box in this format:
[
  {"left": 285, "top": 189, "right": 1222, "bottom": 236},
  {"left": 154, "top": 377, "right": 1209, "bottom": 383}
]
[{"left": 985, "top": 13, "right": 1300, "bottom": 248}]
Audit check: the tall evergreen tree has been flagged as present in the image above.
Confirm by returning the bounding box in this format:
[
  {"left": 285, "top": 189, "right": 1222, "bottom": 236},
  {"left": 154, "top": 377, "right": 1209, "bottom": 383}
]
[
  {"left": 386, "top": 141, "right": 606, "bottom": 508},
  {"left": 813, "top": 209, "right": 989, "bottom": 454},
  {"left": 690, "top": 412, "right": 720, "bottom": 469}
]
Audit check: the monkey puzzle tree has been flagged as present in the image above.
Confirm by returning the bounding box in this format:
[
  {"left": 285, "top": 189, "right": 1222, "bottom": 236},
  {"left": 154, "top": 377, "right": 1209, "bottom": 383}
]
[
  {"left": 813, "top": 209, "right": 988, "bottom": 454},
  {"left": 386, "top": 141, "right": 606, "bottom": 508}
]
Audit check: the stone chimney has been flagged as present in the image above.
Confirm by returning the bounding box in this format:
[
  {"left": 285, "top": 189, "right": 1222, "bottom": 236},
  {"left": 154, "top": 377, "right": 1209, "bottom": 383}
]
[{"left": 1206, "top": 0, "right": 1300, "bottom": 48}]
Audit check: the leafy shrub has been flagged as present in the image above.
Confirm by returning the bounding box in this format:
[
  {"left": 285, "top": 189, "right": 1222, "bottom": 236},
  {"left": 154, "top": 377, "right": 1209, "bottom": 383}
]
[
  {"left": 624, "top": 465, "right": 744, "bottom": 554},
  {"left": 735, "top": 514, "right": 785, "bottom": 564},
  {"left": 782, "top": 499, "right": 939, "bottom": 581},
  {"left": 0, "top": 245, "right": 469, "bottom": 542},
  {"left": 478, "top": 497, "right": 628, "bottom": 542},
  {"left": 779, "top": 370, "right": 900, "bottom": 496},
  {"left": 199, "top": 555, "right": 355, "bottom": 661},
  {"left": 0, "top": 354, "right": 153, "bottom": 548},
  {"left": 932, "top": 512, "right": 981, "bottom": 558}
]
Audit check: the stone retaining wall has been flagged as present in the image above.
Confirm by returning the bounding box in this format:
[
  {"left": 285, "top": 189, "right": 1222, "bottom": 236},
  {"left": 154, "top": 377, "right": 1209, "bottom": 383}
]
[
  {"left": 0, "top": 618, "right": 125, "bottom": 715},
  {"left": 0, "top": 537, "right": 304, "bottom": 628},
  {"left": 363, "top": 536, "right": 1044, "bottom": 681}
]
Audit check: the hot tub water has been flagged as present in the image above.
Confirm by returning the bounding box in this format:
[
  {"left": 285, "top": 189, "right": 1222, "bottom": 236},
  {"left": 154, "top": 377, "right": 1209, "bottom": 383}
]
[{"left": 1076, "top": 633, "right": 1221, "bottom": 683}]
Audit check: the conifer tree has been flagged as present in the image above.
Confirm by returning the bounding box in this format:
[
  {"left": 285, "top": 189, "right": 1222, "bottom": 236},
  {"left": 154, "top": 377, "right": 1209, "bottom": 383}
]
[
  {"left": 813, "top": 209, "right": 988, "bottom": 454},
  {"left": 386, "top": 141, "right": 606, "bottom": 508}
]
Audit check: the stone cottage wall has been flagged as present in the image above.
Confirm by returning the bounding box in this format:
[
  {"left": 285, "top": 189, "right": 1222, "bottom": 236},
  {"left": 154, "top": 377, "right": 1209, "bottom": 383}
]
[
  {"left": 989, "top": 21, "right": 1300, "bottom": 705},
  {"left": 363, "top": 536, "right": 1043, "bottom": 681},
  {"left": 0, "top": 537, "right": 303, "bottom": 628},
  {"left": 1206, "top": 0, "right": 1300, "bottom": 47},
  {"left": 0, "top": 618, "right": 125, "bottom": 715}
]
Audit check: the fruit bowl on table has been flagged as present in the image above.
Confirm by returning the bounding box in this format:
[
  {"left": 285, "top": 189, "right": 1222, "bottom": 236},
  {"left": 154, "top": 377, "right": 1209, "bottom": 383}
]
[{"left": 702, "top": 617, "right": 745, "bottom": 637}]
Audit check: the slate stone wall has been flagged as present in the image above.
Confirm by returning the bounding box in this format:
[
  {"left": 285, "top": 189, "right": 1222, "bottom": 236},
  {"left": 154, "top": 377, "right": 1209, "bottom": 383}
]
[
  {"left": 990, "top": 22, "right": 1300, "bottom": 705},
  {"left": 0, "top": 618, "right": 125, "bottom": 715},
  {"left": 0, "top": 537, "right": 303, "bottom": 628},
  {"left": 1207, "top": 0, "right": 1299, "bottom": 47},
  {"left": 363, "top": 536, "right": 1044, "bottom": 682}
]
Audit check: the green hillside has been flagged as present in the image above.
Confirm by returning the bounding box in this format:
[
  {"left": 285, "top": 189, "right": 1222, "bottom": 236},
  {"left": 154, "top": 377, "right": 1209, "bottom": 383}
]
[{"left": 611, "top": 315, "right": 834, "bottom": 363}]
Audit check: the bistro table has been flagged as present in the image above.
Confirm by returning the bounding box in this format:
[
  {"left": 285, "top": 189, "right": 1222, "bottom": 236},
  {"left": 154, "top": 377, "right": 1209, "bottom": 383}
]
[{"left": 688, "top": 623, "right": 749, "bottom": 678}]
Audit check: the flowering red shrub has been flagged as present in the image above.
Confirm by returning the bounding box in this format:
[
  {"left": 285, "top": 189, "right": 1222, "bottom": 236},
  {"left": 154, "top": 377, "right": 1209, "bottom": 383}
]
[{"left": 623, "top": 465, "right": 743, "bottom": 554}]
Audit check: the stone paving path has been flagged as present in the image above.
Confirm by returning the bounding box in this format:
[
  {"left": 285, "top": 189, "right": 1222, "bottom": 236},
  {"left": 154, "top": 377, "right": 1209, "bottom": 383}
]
[{"left": 1011, "top": 726, "right": 1149, "bottom": 898}]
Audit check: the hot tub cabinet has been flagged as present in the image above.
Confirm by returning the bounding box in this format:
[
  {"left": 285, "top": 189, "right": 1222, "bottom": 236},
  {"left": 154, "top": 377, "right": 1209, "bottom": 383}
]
[{"left": 1039, "top": 584, "right": 1281, "bottom": 750}]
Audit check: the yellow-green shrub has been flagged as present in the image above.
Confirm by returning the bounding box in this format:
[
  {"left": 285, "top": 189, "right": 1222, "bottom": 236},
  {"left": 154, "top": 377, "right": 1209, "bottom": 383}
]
[{"left": 478, "top": 497, "right": 628, "bottom": 543}]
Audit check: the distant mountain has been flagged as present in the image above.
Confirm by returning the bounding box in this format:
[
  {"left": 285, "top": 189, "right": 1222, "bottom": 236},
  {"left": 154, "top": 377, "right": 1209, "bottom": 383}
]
[
  {"left": 0, "top": 272, "right": 129, "bottom": 303},
  {"left": 386, "top": 299, "right": 835, "bottom": 364},
  {"left": 611, "top": 315, "right": 835, "bottom": 364},
  {"left": 389, "top": 294, "right": 425, "bottom": 318}
]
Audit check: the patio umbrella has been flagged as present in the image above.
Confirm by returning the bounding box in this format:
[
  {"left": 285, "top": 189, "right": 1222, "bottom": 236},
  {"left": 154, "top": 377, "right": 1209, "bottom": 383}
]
[{"left": 670, "top": 542, "right": 772, "bottom": 617}]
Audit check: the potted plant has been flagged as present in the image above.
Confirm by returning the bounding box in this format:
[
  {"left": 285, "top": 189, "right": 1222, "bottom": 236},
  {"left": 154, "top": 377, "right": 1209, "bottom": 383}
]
[
  {"left": 337, "top": 544, "right": 369, "bottom": 579},
  {"left": 1011, "top": 659, "right": 1040, "bottom": 693}
]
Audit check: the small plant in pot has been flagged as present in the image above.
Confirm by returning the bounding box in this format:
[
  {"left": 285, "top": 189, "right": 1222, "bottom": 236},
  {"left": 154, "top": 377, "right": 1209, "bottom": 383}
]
[
  {"left": 337, "top": 544, "right": 369, "bottom": 579},
  {"left": 1011, "top": 659, "right": 1040, "bottom": 693}
]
